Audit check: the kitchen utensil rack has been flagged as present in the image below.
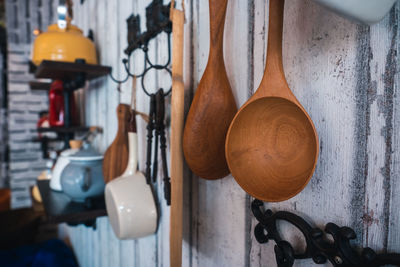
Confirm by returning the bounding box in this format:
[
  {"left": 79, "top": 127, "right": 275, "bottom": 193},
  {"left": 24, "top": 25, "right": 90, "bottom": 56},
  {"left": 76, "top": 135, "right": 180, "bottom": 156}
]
[
  {"left": 251, "top": 199, "right": 400, "bottom": 267},
  {"left": 109, "top": 0, "right": 172, "bottom": 90},
  {"left": 109, "top": 0, "right": 173, "bottom": 206},
  {"left": 37, "top": 180, "right": 107, "bottom": 228}
]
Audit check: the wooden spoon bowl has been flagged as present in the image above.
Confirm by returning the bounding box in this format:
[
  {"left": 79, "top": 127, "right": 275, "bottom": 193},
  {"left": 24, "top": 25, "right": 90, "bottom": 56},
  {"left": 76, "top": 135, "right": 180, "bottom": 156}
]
[
  {"left": 226, "top": 97, "right": 317, "bottom": 201},
  {"left": 225, "top": 0, "right": 318, "bottom": 202}
]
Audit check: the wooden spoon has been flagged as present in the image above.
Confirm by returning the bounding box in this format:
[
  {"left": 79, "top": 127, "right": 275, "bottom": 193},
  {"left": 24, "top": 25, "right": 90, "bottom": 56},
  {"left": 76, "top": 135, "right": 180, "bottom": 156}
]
[
  {"left": 102, "top": 104, "right": 130, "bottom": 183},
  {"left": 183, "top": 0, "right": 237, "bottom": 180},
  {"left": 225, "top": 0, "right": 319, "bottom": 202}
]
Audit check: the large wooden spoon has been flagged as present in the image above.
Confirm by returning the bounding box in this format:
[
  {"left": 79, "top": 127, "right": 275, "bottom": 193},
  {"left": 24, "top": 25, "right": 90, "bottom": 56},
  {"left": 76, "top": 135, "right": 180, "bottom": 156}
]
[
  {"left": 225, "top": 0, "right": 319, "bottom": 202},
  {"left": 102, "top": 104, "right": 130, "bottom": 183},
  {"left": 183, "top": 0, "right": 237, "bottom": 180}
]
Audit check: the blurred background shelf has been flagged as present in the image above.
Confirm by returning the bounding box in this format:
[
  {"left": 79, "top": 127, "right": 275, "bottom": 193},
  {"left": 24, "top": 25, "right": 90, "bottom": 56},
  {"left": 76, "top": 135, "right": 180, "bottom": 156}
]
[
  {"left": 29, "top": 81, "right": 52, "bottom": 90},
  {"left": 34, "top": 60, "right": 111, "bottom": 81},
  {"left": 37, "top": 127, "right": 90, "bottom": 134},
  {"left": 37, "top": 180, "right": 107, "bottom": 226}
]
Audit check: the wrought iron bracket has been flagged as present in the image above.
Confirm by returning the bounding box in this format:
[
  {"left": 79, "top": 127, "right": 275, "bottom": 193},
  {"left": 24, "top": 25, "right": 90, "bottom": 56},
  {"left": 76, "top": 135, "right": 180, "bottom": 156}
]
[
  {"left": 108, "top": 0, "right": 172, "bottom": 206},
  {"left": 125, "top": 0, "right": 172, "bottom": 55},
  {"left": 109, "top": 0, "right": 172, "bottom": 95},
  {"left": 251, "top": 199, "right": 400, "bottom": 267}
]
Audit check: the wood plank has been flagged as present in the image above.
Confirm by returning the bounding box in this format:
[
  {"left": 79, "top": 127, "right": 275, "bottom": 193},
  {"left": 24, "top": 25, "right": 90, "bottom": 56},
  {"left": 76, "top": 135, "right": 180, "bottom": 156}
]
[
  {"left": 62, "top": 0, "right": 400, "bottom": 266},
  {"left": 388, "top": 3, "right": 400, "bottom": 253},
  {"left": 188, "top": 0, "right": 202, "bottom": 265},
  {"left": 181, "top": 0, "right": 195, "bottom": 265},
  {"left": 386, "top": 3, "right": 400, "bottom": 253},
  {"left": 189, "top": 0, "right": 249, "bottom": 266},
  {"left": 363, "top": 12, "right": 395, "bottom": 251},
  {"left": 252, "top": 1, "right": 361, "bottom": 266},
  {"left": 249, "top": 1, "right": 270, "bottom": 265},
  {"left": 134, "top": 0, "right": 159, "bottom": 266}
]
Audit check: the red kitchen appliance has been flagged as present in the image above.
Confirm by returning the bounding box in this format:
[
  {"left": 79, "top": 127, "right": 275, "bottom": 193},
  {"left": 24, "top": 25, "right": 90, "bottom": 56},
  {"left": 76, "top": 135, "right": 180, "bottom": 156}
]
[
  {"left": 48, "top": 80, "right": 64, "bottom": 127},
  {"left": 48, "top": 80, "right": 78, "bottom": 127}
]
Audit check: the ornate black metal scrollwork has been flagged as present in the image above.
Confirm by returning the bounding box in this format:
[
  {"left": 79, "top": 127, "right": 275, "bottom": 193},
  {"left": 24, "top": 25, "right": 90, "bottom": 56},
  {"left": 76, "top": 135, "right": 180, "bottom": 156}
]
[
  {"left": 109, "top": 0, "right": 172, "bottom": 92},
  {"left": 251, "top": 199, "right": 400, "bottom": 267}
]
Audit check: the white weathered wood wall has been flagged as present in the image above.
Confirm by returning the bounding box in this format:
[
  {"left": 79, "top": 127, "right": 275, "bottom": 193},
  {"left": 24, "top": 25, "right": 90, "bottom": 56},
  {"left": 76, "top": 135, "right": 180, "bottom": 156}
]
[{"left": 64, "top": 0, "right": 400, "bottom": 266}]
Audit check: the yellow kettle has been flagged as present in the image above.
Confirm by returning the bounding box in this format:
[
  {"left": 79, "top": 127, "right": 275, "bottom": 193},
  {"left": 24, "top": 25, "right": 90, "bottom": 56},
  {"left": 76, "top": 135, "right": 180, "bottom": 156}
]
[{"left": 32, "top": 5, "right": 97, "bottom": 66}]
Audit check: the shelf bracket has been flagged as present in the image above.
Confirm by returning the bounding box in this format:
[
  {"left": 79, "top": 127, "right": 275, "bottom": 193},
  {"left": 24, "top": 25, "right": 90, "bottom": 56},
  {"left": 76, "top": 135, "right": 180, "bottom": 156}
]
[{"left": 251, "top": 199, "right": 400, "bottom": 267}]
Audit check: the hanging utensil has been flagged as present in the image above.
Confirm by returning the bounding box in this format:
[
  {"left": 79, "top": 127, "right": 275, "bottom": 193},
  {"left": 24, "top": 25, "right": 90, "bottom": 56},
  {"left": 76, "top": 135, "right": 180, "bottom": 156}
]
[
  {"left": 182, "top": 0, "right": 237, "bottom": 180},
  {"left": 170, "top": 1, "right": 185, "bottom": 266},
  {"left": 145, "top": 94, "right": 157, "bottom": 184},
  {"left": 225, "top": 0, "right": 319, "bottom": 202},
  {"left": 102, "top": 104, "right": 130, "bottom": 183},
  {"left": 105, "top": 109, "right": 158, "bottom": 239},
  {"left": 155, "top": 89, "right": 171, "bottom": 205},
  {"left": 144, "top": 88, "right": 171, "bottom": 204}
]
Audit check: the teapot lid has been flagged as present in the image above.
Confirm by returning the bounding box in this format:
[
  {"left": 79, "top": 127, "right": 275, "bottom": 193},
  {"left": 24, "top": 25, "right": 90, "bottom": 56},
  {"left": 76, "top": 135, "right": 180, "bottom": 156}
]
[{"left": 68, "top": 143, "right": 103, "bottom": 161}]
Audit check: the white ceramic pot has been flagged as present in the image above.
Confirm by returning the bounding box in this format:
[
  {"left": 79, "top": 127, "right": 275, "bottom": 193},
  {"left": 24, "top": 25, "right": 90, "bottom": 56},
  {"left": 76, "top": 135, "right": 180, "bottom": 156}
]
[
  {"left": 50, "top": 148, "right": 79, "bottom": 191},
  {"left": 60, "top": 145, "right": 105, "bottom": 203},
  {"left": 105, "top": 131, "right": 158, "bottom": 240},
  {"left": 312, "top": 0, "right": 397, "bottom": 25}
]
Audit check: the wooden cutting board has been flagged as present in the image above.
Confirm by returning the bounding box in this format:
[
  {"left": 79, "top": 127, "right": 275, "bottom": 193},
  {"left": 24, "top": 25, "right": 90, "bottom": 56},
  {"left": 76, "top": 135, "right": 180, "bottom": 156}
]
[{"left": 102, "top": 103, "right": 130, "bottom": 183}]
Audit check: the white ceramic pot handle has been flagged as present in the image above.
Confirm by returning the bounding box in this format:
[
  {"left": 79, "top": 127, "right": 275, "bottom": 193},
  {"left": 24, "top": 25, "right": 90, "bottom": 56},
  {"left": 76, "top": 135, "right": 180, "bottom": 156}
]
[
  {"left": 81, "top": 167, "right": 91, "bottom": 192},
  {"left": 121, "top": 132, "right": 138, "bottom": 176}
]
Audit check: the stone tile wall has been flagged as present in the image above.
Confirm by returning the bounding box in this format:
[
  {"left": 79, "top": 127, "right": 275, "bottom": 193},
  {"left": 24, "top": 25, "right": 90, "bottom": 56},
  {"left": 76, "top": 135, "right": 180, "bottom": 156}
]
[{"left": 5, "top": 0, "right": 58, "bottom": 208}]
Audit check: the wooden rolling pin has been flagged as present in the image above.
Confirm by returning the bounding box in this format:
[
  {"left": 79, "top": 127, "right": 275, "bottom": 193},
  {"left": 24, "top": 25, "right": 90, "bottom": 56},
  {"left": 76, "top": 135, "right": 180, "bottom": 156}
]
[{"left": 170, "top": 2, "right": 185, "bottom": 267}]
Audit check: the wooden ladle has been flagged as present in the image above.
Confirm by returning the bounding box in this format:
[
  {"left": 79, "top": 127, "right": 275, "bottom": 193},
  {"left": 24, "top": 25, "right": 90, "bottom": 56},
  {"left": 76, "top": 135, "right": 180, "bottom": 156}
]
[
  {"left": 225, "top": 0, "right": 319, "bottom": 202},
  {"left": 183, "top": 0, "right": 237, "bottom": 180}
]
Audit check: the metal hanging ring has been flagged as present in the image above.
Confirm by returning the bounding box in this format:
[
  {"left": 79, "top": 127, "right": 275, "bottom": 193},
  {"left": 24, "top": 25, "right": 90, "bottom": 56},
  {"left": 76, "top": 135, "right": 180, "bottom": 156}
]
[
  {"left": 123, "top": 49, "right": 147, "bottom": 78},
  {"left": 144, "top": 33, "right": 172, "bottom": 70},
  {"left": 140, "top": 65, "right": 172, "bottom": 97}
]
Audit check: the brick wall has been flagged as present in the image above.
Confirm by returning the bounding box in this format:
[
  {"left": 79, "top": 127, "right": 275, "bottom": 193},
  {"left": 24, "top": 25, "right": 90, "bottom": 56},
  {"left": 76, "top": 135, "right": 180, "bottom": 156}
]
[
  {"left": 0, "top": 41, "right": 6, "bottom": 189},
  {"left": 6, "top": 0, "right": 57, "bottom": 44},
  {"left": 7, "top": 46, "right": 48, "bottom": 208},
  {"left": 5, "top": 0, "right": 58, "bottom": 208}
]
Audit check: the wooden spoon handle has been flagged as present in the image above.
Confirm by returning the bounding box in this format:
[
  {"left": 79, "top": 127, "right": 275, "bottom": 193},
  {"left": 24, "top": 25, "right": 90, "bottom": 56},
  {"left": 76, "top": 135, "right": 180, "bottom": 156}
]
[
  {"left": 208, "top": 0, "right": 228, "bottom": 57},
  {"left": 262, "top": 0, "right": 285, "bottom": 84}
]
